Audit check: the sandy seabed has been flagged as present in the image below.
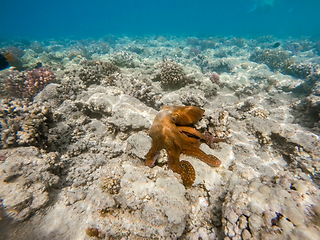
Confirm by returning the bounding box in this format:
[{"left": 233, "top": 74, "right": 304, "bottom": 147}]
[{"left": 0, "top": 35, "right": 319, "bottom": 239}]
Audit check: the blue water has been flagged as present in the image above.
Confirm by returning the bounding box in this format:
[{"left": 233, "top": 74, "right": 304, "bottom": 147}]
[{"left": 1, "top": 0, "right": 320, "bottom": 39}]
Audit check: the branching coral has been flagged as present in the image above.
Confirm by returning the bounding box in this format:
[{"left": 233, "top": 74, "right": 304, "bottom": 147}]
[
  {"left": 159, "top": 59, "right": 189, "bottom": 90},
  {"left": 194, "top": 55, "right": 234, "bottom": 74},
  {"left": 249, "top": 48, "right": 292, "bottom": 72},
  {"left": 285, "top": 62, "right": 318, "bottom": 79},
  {"left": 115, "top": 75, "right": 162, "bottom": 109},
  {"left": 111, "top": 50, "right": 140, "bottom": 68},
  {"left": 78, "top": 60, "right": 120, "bottom": 86},
  {"left": 5, "top": 67, "right": 55, "bottom": 99},
  {"left": 0, "top": 99, "right": 52, "bottom": 148}
]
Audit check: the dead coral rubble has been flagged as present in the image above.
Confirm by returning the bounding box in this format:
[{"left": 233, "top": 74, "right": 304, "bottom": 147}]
[
  {"left": 222, "top": 173, "right": 320, "bottom": 240},
  {"left": 0, "top": 147, "right": 61, "bottom": 221}
]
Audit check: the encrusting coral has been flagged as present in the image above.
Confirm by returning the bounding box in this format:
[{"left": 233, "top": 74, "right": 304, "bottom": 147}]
[
  {"left": 145, "top": 105, "right": 226, "bottom": 186},
  {"left": 5, "top": 67, "right": 55, "bottom": 99}
]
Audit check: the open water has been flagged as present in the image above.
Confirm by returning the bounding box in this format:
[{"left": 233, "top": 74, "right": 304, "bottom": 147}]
[{"left": 2, "top": 0, "right": 320, "bottom": 39}]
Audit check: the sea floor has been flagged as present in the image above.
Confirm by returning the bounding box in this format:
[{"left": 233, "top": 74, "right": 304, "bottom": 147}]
[{"left": 0, "top": 35, "right": 319, "bottom": 239}]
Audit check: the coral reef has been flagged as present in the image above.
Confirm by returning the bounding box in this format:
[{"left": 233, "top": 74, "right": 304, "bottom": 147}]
[
  {"left": 289, "top": 66, "right": 320, "bottom": 129},
  {"left": 1, "top": 35, "right": 320, "bottom": 240},
  {"left": 5, "top": 67, "right": 55, "bottom": 99},
  {"left": 222, "top": 173, "right": 320, "bottom": 239},
  {"left": 1, "top": 46, "right": 26, "bottom": 70},
  {"left": 194, "top": 54, "right": 234, "bottom": 74},
  {"left": 285, "top": 62, "right": 319, "bottom": 79},
  {"left": 290, "top": 66, "right": 320, "bottom": 95},
  {"left": 201, "top": 39, "right": 218, "bottom": 50},
  {"left": 117, "top": 76, "right": 162, "bottom": 109}
]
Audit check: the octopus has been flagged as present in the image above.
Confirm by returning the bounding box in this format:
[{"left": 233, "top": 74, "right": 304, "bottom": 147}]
[{"left": 145, "top": 105, "right": 225, "bottom": 187}]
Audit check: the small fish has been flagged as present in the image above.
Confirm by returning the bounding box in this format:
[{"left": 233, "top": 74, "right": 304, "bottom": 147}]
[
  {"left": 35, "top": 62, "right": 42, "bottom": 69},
  {"left": 0, "top": 53, "right": 11, "bottom": 70},
  {"left": 3, "top": 52, "right": 15, "bottom": 62},
  {"left": 271, "top": 42, "right": 281, "bottom": 48},
  {"left": 0, "top": 52, "right": 25, "bottom": 71}
]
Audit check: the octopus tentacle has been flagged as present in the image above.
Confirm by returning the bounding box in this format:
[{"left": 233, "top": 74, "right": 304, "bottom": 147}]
[
  {"left": 180, "top": 160, "right": 196, "bottom": 187},
  {"left": 145, "top": 150, "right": 160, "bottom": 167},
  {"left": 167, "top": 154, "right": 194, "bottom": 187},
  {"left": 177, "top": 126, "right": 208, "bottom": 141},
  {"left": 182, "top": 147, "right": 221, "bottom": 166},
  {"left": 145, "top": 140, "right": 163, "bottom": 167},
  {"left": 178, "top": 127, "right": 226, "bottom": 150},
  {"left": 204, "top": 132, "right": 226, "bottom": 149}
]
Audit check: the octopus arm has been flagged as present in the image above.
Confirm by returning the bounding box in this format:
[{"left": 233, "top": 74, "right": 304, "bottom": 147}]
[
  {"left": 145, "top": 136, "right": 164, "bottom": 167},
  {"left": 177, "top": 126, "right": 208, "bottom": 141},
  {"left": 180, "top": 160, "right": 196, "bottom": 186},
  {"left": 204, "top": 132, "right": 227, "bottom": 149},
  {"left": 182, "top": 146, "right": 221, "bottom": 166},
  {"left": 167, "top": 152, "right": 195, "bottom": 187},
  {"left": 177, "top": 127, "right": 226, "bottom": 149}
]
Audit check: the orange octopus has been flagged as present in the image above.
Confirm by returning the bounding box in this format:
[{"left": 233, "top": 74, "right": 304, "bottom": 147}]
[{"left": 145, "top": 105, "right": 225, "bottom": 187}]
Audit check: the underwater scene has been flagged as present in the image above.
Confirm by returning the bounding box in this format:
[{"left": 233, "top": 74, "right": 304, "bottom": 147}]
[{"left": 0, "top": 0, "right": 320, "bottom": 239}]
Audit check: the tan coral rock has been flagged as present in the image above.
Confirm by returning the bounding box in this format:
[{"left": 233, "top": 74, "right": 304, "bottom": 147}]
[
  {"left": 241, "top": 229, "right": 252, "bottom": 240},
  {"left": 278, "top": 217, "right": 294, "bottom": 234},
  {"left": 248, "top": 213, "right": 262, "bottom": 233}
]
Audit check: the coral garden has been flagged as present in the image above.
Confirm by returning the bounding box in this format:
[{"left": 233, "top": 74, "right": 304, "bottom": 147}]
[{"left": 0, "top": 35, "right": 319, "bottom": 239}]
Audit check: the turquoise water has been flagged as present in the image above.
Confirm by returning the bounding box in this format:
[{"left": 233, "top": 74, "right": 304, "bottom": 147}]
[{"left": 2, "top": 0, "right": 320, "bottom": 39}]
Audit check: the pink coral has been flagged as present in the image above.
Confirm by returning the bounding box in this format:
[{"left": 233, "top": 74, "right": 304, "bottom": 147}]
[
  {"left": 6, "top": 67, "right": 55, "bottom": 99},
  {"left": 209, "top": 72, "right": 221, "bottom": 85}
]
